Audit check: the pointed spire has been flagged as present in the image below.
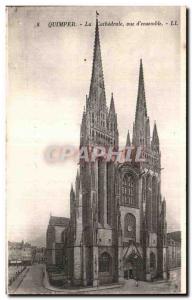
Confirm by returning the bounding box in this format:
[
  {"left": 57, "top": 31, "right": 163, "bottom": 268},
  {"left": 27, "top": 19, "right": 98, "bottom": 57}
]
[
  {"left": 70, "top": 183, "right": 75, "bottom": 197},
  {"left": 135, "top": 59, "right": 147, "bottom": 120},
  {"left": 82, "top": 106, "right": 86, "bottom": 122},
  {"left": 152, "top": 121, "right": 159, "bottom": 152},
  {"left": 126, "top": 130, "right": 131, "bottom": 146},
  {"left": 145, "top": 117, "right": 150, "bottom": 149},
  {"left": 81, "top": 104, "right": 86, "bottom": 125},
  {"left": 152, "top": 121, "right": 159, "bottom": 141},
  {"left": 132, "top": 122, "right": 136, "bottom": 145},
  {"left": 86, "top": 94, "right": 89, "bottom": 109},
  {"left": 76, "top": 169, "right": 80, "bottom": 187},
  {"left": 80, "top": 109, "right": 87, "bottom": 146},
  {"left": 70, "top": 183, "right": 75, "bottom": 218},
  {"left": 162, "top": 197, "right": 166, "bottom": 214},
  {"left": 133, "top": 59, "right": 148, "bottom": 146},
  {"left": 76, "top": 169, "right": 79, "bottom": 180},
  {"left": 89, "top": 15, "right": 106, "bottom": 107},
  {"left": 110, "top": 93, "right": 115, "bottom": 112}
]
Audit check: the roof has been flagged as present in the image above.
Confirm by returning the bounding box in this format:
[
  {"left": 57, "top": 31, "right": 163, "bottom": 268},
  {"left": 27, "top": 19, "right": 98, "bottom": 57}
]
[
  {"left": 49, "top": 216, "right": 69, "bottom": 227},
  {"left": 167, "top": 231, "right": 181, "bottom": 243}
]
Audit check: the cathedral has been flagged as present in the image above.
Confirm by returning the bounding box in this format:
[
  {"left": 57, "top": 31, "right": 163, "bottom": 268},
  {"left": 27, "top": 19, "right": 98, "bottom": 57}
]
[{"left": 47, "top": 17, "right": 168, "bottom": 287}]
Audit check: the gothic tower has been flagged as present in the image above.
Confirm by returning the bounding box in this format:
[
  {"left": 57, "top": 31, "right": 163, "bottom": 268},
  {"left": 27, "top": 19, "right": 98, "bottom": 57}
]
[
  {"left": 80, "top": 18, "right": 118, "bottom": 148},
  {"left": 70, "top": 16, "right": 120, "bottom": 286},
  {"left": 66, "top": 16, "right": 167, "bottom": 287},
  {"left": 116, "top": 58, "right": 167, "bottom": 281}
]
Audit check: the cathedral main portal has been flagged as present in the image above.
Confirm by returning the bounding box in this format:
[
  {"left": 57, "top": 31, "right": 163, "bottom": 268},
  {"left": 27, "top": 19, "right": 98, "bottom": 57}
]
[{"left": 124, "top": 252, "right": 144, "bottom": 281}]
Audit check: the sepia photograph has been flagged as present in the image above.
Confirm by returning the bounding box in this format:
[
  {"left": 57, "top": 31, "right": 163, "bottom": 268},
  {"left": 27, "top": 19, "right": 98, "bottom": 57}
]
[{"left": 6, "top": 6, "right": 186, "bottom": 295}]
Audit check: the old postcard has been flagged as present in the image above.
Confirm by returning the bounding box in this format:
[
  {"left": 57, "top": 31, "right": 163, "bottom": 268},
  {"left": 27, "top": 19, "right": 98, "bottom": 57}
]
[{"left": 6, "top": 6, "right": 186, "bottom": 295}]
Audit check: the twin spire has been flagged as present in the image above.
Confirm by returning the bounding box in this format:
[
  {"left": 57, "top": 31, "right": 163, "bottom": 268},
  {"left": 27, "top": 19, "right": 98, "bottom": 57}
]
[
  {"left": 88, "top": 15, "right": 159, "bottom": 150},
  {"left": 135, "top": 59, "right": 147, "bottom": 121},
  {"left": 89, "top": 17, "right": 106, "bottom": 108},
  {"left": 88, "top": 15, "right": 115, "bottom": 113}
]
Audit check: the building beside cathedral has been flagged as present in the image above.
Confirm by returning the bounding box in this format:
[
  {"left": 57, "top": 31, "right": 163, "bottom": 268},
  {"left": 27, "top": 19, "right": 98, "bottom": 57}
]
[{"left": 46, "top": 17, "right": 168, "bottom": 287}]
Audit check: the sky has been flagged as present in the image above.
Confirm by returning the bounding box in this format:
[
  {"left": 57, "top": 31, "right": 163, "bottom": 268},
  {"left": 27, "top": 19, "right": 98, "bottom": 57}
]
[{"left": 7, "top": 6, "right": 185, "bottom": 246}]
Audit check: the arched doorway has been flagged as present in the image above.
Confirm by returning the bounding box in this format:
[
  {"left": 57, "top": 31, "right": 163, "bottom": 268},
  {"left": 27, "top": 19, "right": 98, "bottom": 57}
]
[
  {"left": 124, "top": 251, "right": 144, "bottom": 281},
  {"left": 150, "top": 252, "right": 156, "bottom": 278},
  {"left": 98, "top": 252, "right": 113, "bottom": 285}
]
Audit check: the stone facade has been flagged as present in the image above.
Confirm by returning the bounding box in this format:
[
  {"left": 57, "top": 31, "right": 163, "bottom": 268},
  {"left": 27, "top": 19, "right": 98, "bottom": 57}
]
[
  {"left": 167, "top": 231, "right": 181, "bottom": 270},
  {"left": 46, "top": 17, "right": 168, "bottom": 287},
  {"left": 46, "top": 216, "right": 69, "bottom": 266}
]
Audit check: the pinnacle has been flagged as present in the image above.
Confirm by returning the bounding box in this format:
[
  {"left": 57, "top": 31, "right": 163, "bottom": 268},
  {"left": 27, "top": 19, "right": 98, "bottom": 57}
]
[
  {"left": 126, "top": 130, "right": 131, "bottom": 146},
  {"left": 110, "top": 93, "right": 115, "bottom": 112},
  {"left": 152, "top": 122, "right": 159, "bottom": 142}
]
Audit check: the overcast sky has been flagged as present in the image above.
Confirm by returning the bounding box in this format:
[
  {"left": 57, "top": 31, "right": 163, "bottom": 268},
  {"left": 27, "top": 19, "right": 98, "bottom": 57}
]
[{"left": 7, "top": 6, "right": 185, "bottom": 246}]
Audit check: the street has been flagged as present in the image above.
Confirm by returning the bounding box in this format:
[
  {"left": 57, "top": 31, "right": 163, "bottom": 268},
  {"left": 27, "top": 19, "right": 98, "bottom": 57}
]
[
  {"left": 12, "top": 264, "right": 50, "bottom": 294},
  {"left": 81, "top": 269, "right": 181, "bottom": 295},
  {"left": 83, "top": 270, "right": 181, "bottom": 294},
  {"left": 11, "top": 264, "right": 181, "bottom": 295}
]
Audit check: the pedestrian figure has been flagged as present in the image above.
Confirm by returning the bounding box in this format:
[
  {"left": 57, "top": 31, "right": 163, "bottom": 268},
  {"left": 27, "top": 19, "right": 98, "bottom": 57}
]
[
  {"left": 135, "top": 278, "right": 138, "bottom": 287},
  {"left": 174, "top": 284, "right": 178, "bottom": 292}
]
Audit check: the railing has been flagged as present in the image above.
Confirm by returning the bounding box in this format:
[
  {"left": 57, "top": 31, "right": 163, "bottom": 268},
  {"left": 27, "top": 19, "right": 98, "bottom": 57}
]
[{"left": 8, "top": 265, "right": 27, "bottom": 286}]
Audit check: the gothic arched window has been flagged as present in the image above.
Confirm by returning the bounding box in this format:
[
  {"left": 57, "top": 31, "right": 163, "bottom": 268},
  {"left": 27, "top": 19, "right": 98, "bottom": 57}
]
[
  {"left": 124, "top": 213, "right": 136, "bottom": 240},
  {"left": 122, "top": 174, "right": 136, "bottom": 206},
  {"left": 99, "top": 252, "right": 111, "bottom": 273},
  {"left": 150, "top": 252, "right": 156, "bottom": 271}
]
